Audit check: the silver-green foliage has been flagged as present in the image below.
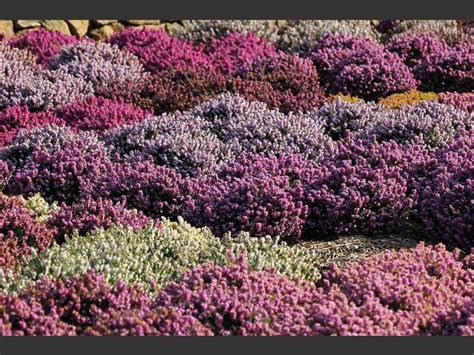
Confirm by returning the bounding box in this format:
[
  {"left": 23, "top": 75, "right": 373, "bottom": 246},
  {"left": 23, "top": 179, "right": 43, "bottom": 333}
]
[{"left": 2, "top": 217, "right": 320, "bottom": 293}]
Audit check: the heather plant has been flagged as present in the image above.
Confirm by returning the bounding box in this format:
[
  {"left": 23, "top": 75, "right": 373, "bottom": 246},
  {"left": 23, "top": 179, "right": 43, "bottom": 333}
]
[
  {"left": 206, "top": 32, "right": 279, "bottom": 74},
  {"left": 173, "top": 20, "right": 281, "bottom": 45},
  {"left": 9, "top": 28, "right": 78, "bottom": 66},
  {"left": 94, "top": 159, "right": 189, "bottom": 219},
  {"left": 303, "top": 136, "right": 431, "bottom": 238},
  {"left": 418, "top": 131, "right": 473, "bottom": 250},
  {"left": 54, "top": 96, "right": 152, "bottom": 133},
  {"left": 191, "top": 93, "right": 332, "bottom": 159},
  {"left": 19, "top": 193, "right": 59, "bottom": 223},
  {"left": 230, "top": 53, "right": 326, "bottom": 113},
  {"left": 1, "top": 45, "right": 93, "bottom": 110},
  {"left": 328, "top": 94, "right": 364, "bottom": 104},
  {"left": 48, "top": 197, "right": 153, "bottom": 243},
  {"left": 0, "top": 194, "right": 55, "bottom": 270},
  {"left": 97, "top": 67, "right": 228, "bottom": 115},
  {"left": 276, "top": 20, "right": 379, "bottom": 54},
  {"left": 0, "top": 125, "right": 102, "bottom": 170},
  {"left": 5, "top": 218, "right": 320, "bottom": 294},
  {"left": 108, "top": 27, "right": 214, "bottom": 74},
  {"left": 311, "top": 243, "right": 474, "bottom": 335},
  {"left": 388, "top": 20, "right": 464, "bottom": 45},
  {"left": 365, "top": 101, "right": 472, "bottom": 147},
  {"left": 48, "top": 41, "right": 147, "bottom": 89},
  {"left": 306, "top": 99, "right": 387, "bottom": 140},
  {"left": 413, "top": 43, "right": 474, "bottom": 92},
  {"left": 386, "top": 34, "right": 449, "bottom": 68},
  {"left": 438, "top": 92, "right": 474, "bottom": 112},
  {"left": 0, "top": 105, "right": 65, "bottom": 146},
  {"left": 5, "top": 139, "right": 113, "bottom": 205},
  {"left": 184, "top": 154, "right": 318, "bottom": 240},
  {"left": 309, "top": 34, "right": 417, "bottom": 100}
]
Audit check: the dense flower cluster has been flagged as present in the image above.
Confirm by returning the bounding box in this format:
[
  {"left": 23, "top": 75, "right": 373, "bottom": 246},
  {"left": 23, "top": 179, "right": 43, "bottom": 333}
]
[
  {"left": 309, "top": 34, "right": 417, "bottom": 100},
  {"left": 0, "top": 194, "right": 55, "bottom": 269},
  {"left": 0, "top": 23, "right": 471, "bottom": 337},
  {"left": 9, "top": 28, "right": 78, "bottom": 66},
  {"left": 418, "top": 131, "right": 473, "bottom": 250},
  {"left": 230, "top": 54, "right": 326, "bottom": 113},
  {"left": 108, "top": 27, "right": 214, "bottom": 73}
]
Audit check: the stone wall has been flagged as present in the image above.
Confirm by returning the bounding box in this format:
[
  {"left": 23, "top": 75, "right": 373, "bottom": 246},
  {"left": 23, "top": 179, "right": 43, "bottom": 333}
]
[{"left": 0, "top": 20, "right": 185, "bottom": 39}]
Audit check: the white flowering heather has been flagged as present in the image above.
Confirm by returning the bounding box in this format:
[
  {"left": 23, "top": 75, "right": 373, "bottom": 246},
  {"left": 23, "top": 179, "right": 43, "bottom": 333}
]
[
  {"left": 390, "top": 20, "right": 463, "bottom": 44},
  {"left": 190, "top": 93, "right": 333, "bottom": 160},
  {"left": 1, "top": 45, "right": 93, "bottom": 110},
  {"left": 365, "top": 101, "right": 473, "bottom": 147},
  {"left": 0, "top": 125, "right": 103, "bottom": 169},
  {"left": 2, "top": 218, "right": 320, "bottom": 294},
  {"left": 174, "top": 20, "right": 281, "bottom": 45},
  {"left": 277, "top": 20, "right": 380, "bottom": 54},
  {"left": 19, "top": 193, "right": 60, "bottom": 223},
  {"left": 48, "top": 41, "right": 147, "bottom": 89},
  {"left": 306, "top": 98, "right": 388, "bottom": 140}
]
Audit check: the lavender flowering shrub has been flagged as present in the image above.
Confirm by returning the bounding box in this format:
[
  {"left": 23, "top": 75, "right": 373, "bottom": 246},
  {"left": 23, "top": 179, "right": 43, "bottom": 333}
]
[
  {"left": 48, "top": 41, "right": 147, "bottom": 89},
  {"left": 418, "top": 131, "right": 473, "bottom": 250},
  {"left": 9, "top": 28, "right": 78, "bottom": 66},
  {"left": 309, "top": 34, "right": 417, "bottom": 100},
  {"left": 191, "top": 93, "right": 332, "bottom": 159},
  {"left": 108, "top": 27, "right": 214, "bottom": 74},
  {"left": 230, "top": 53, "right": 326, "bottom": 113},
  {"left": 1, "top": 44, "right": 93, "bottom": 110}
]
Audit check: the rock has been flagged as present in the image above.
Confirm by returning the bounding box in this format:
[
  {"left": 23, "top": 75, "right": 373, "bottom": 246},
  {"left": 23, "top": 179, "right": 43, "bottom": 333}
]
[
  {"left": 164, "top": 22, "right": 184, "bottom": 34},
  {"left": 41, "top": 20, "right": 71, "bottom": 35},
  {"left": 122, "top": 20, "right": 161, "bottom": 26},
  {"left": 88, "top": 22, "right": 124, "bottom": 40},
  {"left": 0, "top": 21, "right": 14, "bottom": 37},
  {"left": 92, "top": 20, "right": 117, "bottom": 26},
  {"left": 135, "top": 24, "right": 166, "bottom": 32},
  {"left": 16, "top": 20, "right": 42, "bottom": 29},
  {"left": 66, "top": 20, "right": 90, "bottom": 36}
]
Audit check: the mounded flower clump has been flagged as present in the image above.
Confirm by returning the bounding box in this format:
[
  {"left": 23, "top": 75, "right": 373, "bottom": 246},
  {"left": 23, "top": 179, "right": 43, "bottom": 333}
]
[{"left": 0, "top": 22, "right": 472, "bottom": 336}]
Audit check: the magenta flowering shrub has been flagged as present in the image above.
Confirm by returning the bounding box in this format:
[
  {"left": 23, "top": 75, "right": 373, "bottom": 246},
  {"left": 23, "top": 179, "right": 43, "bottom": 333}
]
[
  {"left": 49, "top": 197, "right": 153, "bottom": 243},
  {"left": 0, "top": 106, "right": 65, "bottom": 146},
  {"left": 55, "top": 96, "right": 152, "bottom": 133},
  {"left": 108, "top": 27, "right": 214, "bottom": 74},
  {"left": 413, "top": 43, "right": 473, "bottom": 92},
  {"left": 184, "top": 154, "right": 316, "bottom": 240},
  {"left": 309, "top": 34, "right": 417, "bottom": 100},
  {"left": 438, "top": 92, "right": 474, "bottom": 112},
  {"left": 386, "top": 34, "right": 449, "bottom": 68},
  {"left": 206, "top": 32, "right": 279, "bottom": 74},
  {"left": 418, "top": 131, "right": 473, "bottom": 250},
  {"left": 230, "top": 53, "right": 326, "bottom": 113},
  {"left": 5, "top": 139, "right": 113, "bottom": 205},
  {"left": 95, "top": 160, "right": 189, "bottom": 219},
  {"left": 48, "top": 41, "right": 147, "bottom": 89},
  {"left": 303, "top": 136, "right": 431, "bottom": 238},
  {"left": 9, "top": 28, "right": 78, "bottom": 66},
  {"left": 313, "top": 243, "right": 474, "bottom": 335},
  {"left": 0, "top": 194, "right": 55, "bottom": 269}
]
